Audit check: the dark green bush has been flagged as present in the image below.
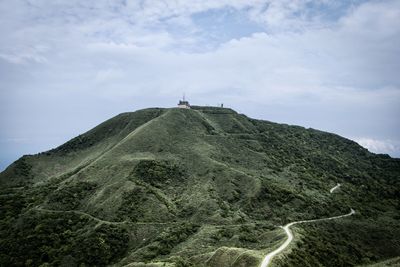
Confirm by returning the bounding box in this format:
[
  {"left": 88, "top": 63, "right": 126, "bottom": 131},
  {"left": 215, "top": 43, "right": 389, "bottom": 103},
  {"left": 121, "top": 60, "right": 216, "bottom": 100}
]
[
  {"left": 132, "top": 160, "right": 185, "bottom": 187},
  {"left": 47, "top": 182, "right": 97, "bottom": 210},
  {"left": 138, "top": 222, "right": 199, "bottom": 260},
  {"left": 0, "top": 211, "right": 129, "bottom": 267}
]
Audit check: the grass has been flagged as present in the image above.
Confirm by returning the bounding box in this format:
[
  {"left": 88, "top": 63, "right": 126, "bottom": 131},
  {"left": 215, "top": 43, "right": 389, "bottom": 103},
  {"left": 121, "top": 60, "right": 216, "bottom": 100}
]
[{"left": 0, "top": 106, "right": 399, "bottom": 267}]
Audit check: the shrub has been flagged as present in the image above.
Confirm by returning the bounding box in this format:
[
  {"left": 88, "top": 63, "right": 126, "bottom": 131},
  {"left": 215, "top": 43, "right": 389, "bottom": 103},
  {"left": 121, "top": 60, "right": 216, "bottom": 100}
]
[{"left": 132, "top": 160, "right": 185, "bottom": 187}]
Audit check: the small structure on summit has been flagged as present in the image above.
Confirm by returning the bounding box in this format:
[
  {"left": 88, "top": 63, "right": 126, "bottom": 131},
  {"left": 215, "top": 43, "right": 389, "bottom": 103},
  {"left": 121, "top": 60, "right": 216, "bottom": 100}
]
[{"left": 177, "top": 94, "right": 190, "bottom": 109}]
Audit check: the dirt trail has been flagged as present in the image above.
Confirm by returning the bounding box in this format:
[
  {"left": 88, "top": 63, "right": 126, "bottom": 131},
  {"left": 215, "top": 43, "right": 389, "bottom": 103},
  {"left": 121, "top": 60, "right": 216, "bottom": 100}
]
[
  {"left": 260, "top": 183, "right": 354, "bottom": 267},
  {"left": 330, "top": 183, "right": 341, "bottom": 193},
  {"left": 33, "top": 206, "right": 126, "bottom": 225}
]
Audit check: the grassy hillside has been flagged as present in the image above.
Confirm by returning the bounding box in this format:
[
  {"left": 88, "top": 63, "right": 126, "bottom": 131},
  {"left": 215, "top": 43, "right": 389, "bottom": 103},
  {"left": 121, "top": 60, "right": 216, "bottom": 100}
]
[{"left": 0, "top": 106, "right": 399, "bottom": 267}]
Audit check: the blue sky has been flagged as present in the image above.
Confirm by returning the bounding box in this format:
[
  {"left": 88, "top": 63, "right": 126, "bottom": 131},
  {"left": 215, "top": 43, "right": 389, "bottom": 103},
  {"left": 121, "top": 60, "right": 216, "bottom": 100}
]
[{"left": 1, "top": 0, "right": 400, "bottom": 170}]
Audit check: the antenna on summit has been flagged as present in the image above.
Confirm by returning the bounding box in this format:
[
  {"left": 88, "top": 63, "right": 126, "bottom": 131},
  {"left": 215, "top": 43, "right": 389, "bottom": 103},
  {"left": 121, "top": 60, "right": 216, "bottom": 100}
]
[{"left": 177, "top": 93, "right": 190, "bottom": 109}]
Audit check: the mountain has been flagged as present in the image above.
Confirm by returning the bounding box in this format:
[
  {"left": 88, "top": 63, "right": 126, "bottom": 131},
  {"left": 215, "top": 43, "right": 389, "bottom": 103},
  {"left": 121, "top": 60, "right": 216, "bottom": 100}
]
[{"left": 0, "top": 106, "right": 399, "bottom": 267}]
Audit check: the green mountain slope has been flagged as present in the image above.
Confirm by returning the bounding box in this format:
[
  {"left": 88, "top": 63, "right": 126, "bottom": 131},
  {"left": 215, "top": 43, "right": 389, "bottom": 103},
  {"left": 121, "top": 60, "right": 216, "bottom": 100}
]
[{"left": 0, "top": 106, "right": 399, "bottom": 267}]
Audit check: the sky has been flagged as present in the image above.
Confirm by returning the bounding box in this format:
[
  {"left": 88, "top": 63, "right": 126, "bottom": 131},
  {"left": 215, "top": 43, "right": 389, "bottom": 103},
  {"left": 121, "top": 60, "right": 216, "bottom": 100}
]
[{"left": 0, "top": 0, "right": 399, "bottom": 171}]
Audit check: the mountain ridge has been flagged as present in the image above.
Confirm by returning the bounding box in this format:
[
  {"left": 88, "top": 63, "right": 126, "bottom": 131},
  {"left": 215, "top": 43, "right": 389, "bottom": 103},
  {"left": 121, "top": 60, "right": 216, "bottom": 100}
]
[{"left": 0, "top": 106, "right": 399, "bottom": 267}]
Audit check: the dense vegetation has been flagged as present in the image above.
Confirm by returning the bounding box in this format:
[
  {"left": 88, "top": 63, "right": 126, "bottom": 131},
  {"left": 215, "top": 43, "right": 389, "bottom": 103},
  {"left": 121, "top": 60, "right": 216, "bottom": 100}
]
[
  {"left": 47, "top": 181, "right": 97, "bottom": 210},
  {"left": 0, "top": 208, "right": 129, "bottom": 266},
  {"left": 275, "top": 218, "right": 400, "bottom": 267},
  {"left": 132, "top": 160, "right": 186, "bottom": 187},
  {"left": 0, "top": 106, "right": 399, "bottom": 267},
  {"left": 136, "top": 222, "right": 200, "bottom": 261}
]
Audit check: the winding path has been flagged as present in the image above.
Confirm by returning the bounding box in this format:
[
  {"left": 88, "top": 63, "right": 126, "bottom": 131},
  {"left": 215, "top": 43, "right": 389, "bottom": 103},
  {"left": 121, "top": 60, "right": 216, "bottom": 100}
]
[
  {"left": 330, "top": 183, "right": 341, "bottom": 193},
  {"left": 33, "top": 206, "right": 185, "bottom": 226},
  {"left": 260, "top": 183, "right": 354, "bottom": 267},
  {"left": 33, "top": 206, "right": 127, "bottom": 226}
]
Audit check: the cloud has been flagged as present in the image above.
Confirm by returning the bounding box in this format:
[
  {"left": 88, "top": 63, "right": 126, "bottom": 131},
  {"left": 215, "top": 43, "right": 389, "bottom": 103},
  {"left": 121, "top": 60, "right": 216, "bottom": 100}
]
[
  {"left": 94, "top": 69, "right": 125, "bottom": 84},
  {"left": 0, "top": 44, "right": 49, "bottom": 64},
  {"left": 355, "top": 138, "right": 400, "bottom": 157},
  {"left": 1, "top": 0, "right": 399, "bottom": 100}
]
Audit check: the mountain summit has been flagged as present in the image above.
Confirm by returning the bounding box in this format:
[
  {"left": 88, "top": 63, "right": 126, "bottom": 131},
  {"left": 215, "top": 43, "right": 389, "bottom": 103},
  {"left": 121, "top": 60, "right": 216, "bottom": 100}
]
[{"left": 1, "top": 106, "right": 399, "bottom": 267}]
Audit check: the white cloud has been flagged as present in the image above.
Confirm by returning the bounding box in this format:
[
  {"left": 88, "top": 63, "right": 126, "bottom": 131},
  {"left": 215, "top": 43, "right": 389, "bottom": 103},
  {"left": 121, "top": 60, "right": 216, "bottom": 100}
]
[
  {"left": 248, "top": 0, "right": 314, "bottom": 30},
  {"left": 0, "top": 44, "right": 49, "bottom": 64},
  {"left": 355, "top": 138, "right": 400, "bottom": 157},
  {"left": 94, "top": 69, "right": 125, "bottom": 84}
]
